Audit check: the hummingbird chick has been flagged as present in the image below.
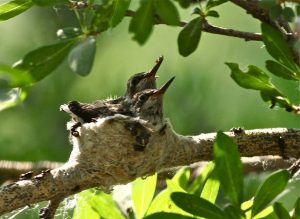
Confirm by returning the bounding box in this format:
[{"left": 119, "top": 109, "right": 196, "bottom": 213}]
[
  {"left": 132, "top": 76, "right": 175, "bottom": 126},
  {"left": 60, "top": 56, "right": 164, "bottom": 135}
]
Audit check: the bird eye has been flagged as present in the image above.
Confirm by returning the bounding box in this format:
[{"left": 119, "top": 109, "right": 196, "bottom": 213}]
[{"left": 139, "top": 94, "right": 147, "bottom": 101}]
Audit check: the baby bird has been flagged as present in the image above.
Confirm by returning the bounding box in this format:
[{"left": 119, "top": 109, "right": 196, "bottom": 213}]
[{"left": 132, "top": 76, "right": 175, "bottom": 126}]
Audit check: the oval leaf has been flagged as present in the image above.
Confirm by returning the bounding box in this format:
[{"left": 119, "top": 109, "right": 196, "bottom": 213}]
[
  {"left": 14, "top": 39, "right": 76, "bottom": 83},
  {"left": 129, "top": 0, "right": 154, "bottom": 45},
  {"left": 68, "top": 37, "right": 96, "bottom": 76},
  {"left": 213, "top": 132, "right": 243, "bottom": 208},
  {"left": 154, "top": 0, "right": 180, "bottom": 26},
  {"left": 252, "top": 169, "right": 290, "bottom": 217},
  {"left": 132, "top": 174, "right": 157, "bottom": 219},
  {"left": 266, "top": 60, "right": 299, "bottom": 81},
  {"left": 110, "top": 0, "right": 131, "bottom": 27},
  {"left": 206, "top": 0, "right": 228, "bottom": 10},
  {"left": 144, "top": 212, "right": 194, "bottom": 219},
  {"left": 200, "top": 170, "right": 220, "bottom": 203},
  {"left": 171, "top": 192, "right": 226, "bottom": 219},
  {"left": 261, "top": 23, "right": 298, "bottom": 72},
  {"left": 0, "top": 0, "right": 33, "bottom": 21},
  {"left": 178, "top": 17, "right": 202, "bottom": 57},
  {"left": 273, "top": 202, "right": 291, "bottom": 219}
]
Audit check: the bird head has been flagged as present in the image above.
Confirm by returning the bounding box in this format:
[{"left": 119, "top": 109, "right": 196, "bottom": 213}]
[{"left": 125, "top": 56, "right": 164, "bottom": 98}]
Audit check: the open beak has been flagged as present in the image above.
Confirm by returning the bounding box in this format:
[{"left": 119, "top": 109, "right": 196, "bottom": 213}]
[
  {"left": 153, "top": 76, "right": 175, "bottom": 98},
  {"left": 145, "top": 56, "right": 164, "bottom": 79}
]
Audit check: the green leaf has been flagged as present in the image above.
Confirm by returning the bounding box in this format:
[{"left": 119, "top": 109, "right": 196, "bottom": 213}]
[
  {"left": 269, "top": 5, "right": 282, "bottom": 20},
  {"left": 154, "top": 0, "right": 180, "bottom": 26},
  {"left": 0, "top": 0, "right": 33, "bottom": 21},
  {"left": 200, "top": 170, "right": 220, "bottom": 203},
  {"left": 273, "top": 202, "right": 291, "bottom": 219},
  {"left": 206, "top": 10, "right": 219, "bottom": 17},
  {"left": 129, "top": 0, "right": 154, "bottom": 45},
  {"left": 178, "top": 17, "right": 202, "bottom": 57},
  {"left": 213, "top": 132, "right": 243, "bottom": 208},
  {"left": 68, "top": 37, "right": 96, "bottom": 76},
  {"left": 0, "top": 64, "right": 32, "bottom": 87},
  {"left": 252, "top": 169, "right": 290, "bottom": 217},
  {"left": 226, "top": 63, "right": 274, "bottom": 90},
  {"left": 206, "top": 0, "right": 228, "bottom": 10},
  {"left": 171, "top": 192, "right": 227, "bottom": 219},
  {"left": 266, "top": 60, "right": 299, "bottom": 81},
  {"left": 187, "top": 161, "right": 215, "bottom": 194},
  {"left": 226, "top": 62, "right": 294, "bottom": 110},
  {"left": 144, "top": 212, "right": 194, "bottom": 219},
  {"left": 261, "top": 23, "right": 298, "bottom": 71},
  {"left": 282, "top": 7, "right": 295, "bottom": 22},
  {"left": 32, "top": 0, "right": 67, "bottom": 6},
  {"left": 132, "top": 174, "right": 157, "bottom": 219},
  {"left": 110, "top": 0, "right": 131, "bottom": 27},
  {"left": 14, "top": 39, "right": 76, "bottom": 84},
  {"left": 91, "top": 2, "right": 114, "bottom": 32},
  {"left": 171, "top": 167, "right": 190, "bottom": 191},
  {"left": 224, "top": 205, "right": 243, "bottom": 219},
  {"left": 294, "top": 197, "right": 300, "bottom": 218},
  {"left": 73, "top": 189, "right": 125, "bottom": 219},
  {"left": 177, "top": 0, "right": 191, "bottom": 8},
  {"left": 0, "top": 88, "right": 27, "bottom": 111},
  {"left": 56, "top": 27, "right": 82, "bottom": 40}
]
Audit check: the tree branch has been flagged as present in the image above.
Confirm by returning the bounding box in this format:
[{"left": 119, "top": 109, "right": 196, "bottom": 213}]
[
  {"left": 125, "top": 10, "right": 263, "bottom": 41},
  {"left": 0, "top": 115, "right": 299, "bottom": 215}
]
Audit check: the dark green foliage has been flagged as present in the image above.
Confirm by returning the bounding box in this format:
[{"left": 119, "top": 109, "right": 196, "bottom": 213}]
[
  {"left": 154, "top": 0, "right": 180, "bottom": 26},
  {"left": 171, "top": 192, "right": 226, "bottom": 219},
  {"left": 68, "top": 37, "right": 96, "bottom": 76},
  {"left": 14, "top": 39, "right": 77, "bottom": 85},
  {"left": 294, "top": 197, "right": 300, "bottom": 218},
  {"left": 273, "top": 202, "right": 292, "bottom": 219},
  {"left": 32, "top": 0, "right": 67, "bottom": 6},
  {"left": 144, "top": 212, "right": 194, "bottom": 219},
  {"left": 129, "top": 0, "right": 155, "bottom": 45},
  {"left": 110, "top": 0, "right": 131, "bottom": 27},
  {"left": 266, "top": 60, "right": 299, "bottom": 80},
  {"left": 177, "top": 17, "right": 202, "bottom": 57},
  {"left": 206, "top": 0, "right": 228, "bottom": 10},
  {"left": 251, "top": 170, "right": 290, "bottom": 217}
]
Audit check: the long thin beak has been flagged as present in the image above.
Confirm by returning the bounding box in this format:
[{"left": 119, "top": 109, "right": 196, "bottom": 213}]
[
  {"left": 145, "top": 56, "right": 164, "bottom": 79},
  {"left": 153, "top": 76, "right": 175, "bottom": 97}
]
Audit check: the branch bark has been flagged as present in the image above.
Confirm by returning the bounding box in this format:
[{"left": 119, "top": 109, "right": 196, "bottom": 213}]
[{"left": 0, "top": 115, "right": 299, "bottom": 215}]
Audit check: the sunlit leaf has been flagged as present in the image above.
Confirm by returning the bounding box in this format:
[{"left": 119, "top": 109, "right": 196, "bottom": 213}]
[
  {"left": 200, "top": 170, "right": 220, "bottom": 203},
  {"left": 132, "top": 174, "right": 157, "bottom": 219},
  {"left": 273, "top": 202, "right": 291, "bottom": 219},
  {"left": 0, "top": 64, "right": 31, "bottom": 87},
  {"left": 110, "top": 0, "right": 131, "bottom": 27},
  {"left": 154, "top": 0, "right": 180, "bottom": 26},
  {"left": 213, "top": 132, "right": 243, "bottom": 207},
  {"left": 188, "top": 161, "right": 215, "bottom": 194},
  {"left": 252, "top": 169, "right": 290, "bottom": 217},
  {"left": 261, "top": 23, "right": 298, "bottom": 72},
  {"left": 171, "top": 167, "right": 190, "bottom": 191},
  {"left": 0, "top": 0, "right": 33, "bottom": 21},
  {"left": 14, "top": 39, "right": 77, "bottom": 84},
  {"left": 73, "top": 189, "right": 125, "bottom": 219},
  {"left": 129, "top": 0, "right": 154, "bottom": 45},
  {"left": 68, "top": 37, "right": 96, "bottom": 76},
  {"left": 32, "top": 0, "right": 67, "bottom": 6},
  {"left": 178, "top": 17, "right": 202, "bottom": 57},
  {"left": 171, "top": 192, "right": 226, "bottom": 219}
]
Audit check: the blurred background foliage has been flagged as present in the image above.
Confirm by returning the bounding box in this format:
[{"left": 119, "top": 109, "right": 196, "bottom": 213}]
[{"left": 0, "top": 1, "right": 299, "bottom": 162}]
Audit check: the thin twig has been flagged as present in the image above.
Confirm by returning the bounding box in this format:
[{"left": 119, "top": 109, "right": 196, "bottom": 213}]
[
  {"left": 39, "top": 197, "right": 64, "bottom": 219},
  {"left": 125, "top": 10, "right": 263, "bottom": 41}
]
